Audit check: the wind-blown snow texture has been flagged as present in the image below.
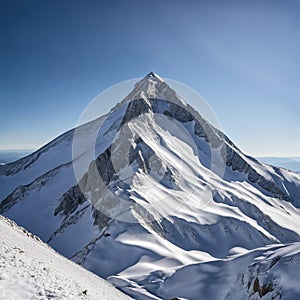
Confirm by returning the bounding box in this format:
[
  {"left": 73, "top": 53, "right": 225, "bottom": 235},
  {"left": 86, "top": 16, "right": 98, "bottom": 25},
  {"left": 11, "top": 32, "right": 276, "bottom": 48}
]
[
  {"left": 1, "top": 72, "right": 300, "bottom": 299},
  {"left": 0, "top": 215, "right": 131, "bottom": 300}
]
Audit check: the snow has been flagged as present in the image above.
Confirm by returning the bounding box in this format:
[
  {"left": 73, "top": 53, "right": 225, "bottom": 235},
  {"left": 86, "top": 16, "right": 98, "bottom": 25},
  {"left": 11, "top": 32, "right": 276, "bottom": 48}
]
[
  {"left": 0, "top": 215, "right": 131, "bottom": 300},
  {"left": 121, "top": 72, "right": 186, "bottom": 106}
]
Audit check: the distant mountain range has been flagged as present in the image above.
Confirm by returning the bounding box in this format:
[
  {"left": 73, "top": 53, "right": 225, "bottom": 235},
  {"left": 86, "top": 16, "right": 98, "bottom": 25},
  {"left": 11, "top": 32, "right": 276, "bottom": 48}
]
[
  {"left": 258, "top": 157, "right": 300, "bottom": 173},
  {"left": 2, "top": 151, "right": 299, "bottom": 173},
  {"left": 0, "top": 150, "right": 32, "bottom": 164}
]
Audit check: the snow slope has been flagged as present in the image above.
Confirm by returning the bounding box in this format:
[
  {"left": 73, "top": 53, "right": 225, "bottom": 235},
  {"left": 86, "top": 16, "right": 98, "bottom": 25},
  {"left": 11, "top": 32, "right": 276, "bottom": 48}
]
[
  {"left": 1, "top": 72, "right": 300, "bottom": 299},
  {"left": 0, "top": 215, "right": 131, "bottom": 300},
  {"left": 147, "top": 242, "right": 300, "bottom": 300}
]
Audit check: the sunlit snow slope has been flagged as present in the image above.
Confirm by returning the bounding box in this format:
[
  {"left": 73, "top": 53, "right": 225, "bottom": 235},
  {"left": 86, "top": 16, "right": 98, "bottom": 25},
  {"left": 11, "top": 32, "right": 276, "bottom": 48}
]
[
  {"left": 1, "top": 72, "right": 300, "bottom": 299},
  {"left": 0, "top": 216, "right": 131, "bottom": 300}
]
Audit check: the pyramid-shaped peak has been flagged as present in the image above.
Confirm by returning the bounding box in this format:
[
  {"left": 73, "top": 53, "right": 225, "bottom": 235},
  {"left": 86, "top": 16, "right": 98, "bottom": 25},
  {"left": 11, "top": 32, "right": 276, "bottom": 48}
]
[
  {"left": 142, "top": 71, "right": 165, "bottom": 83},
  {"left": 121, "top": 72, "right": 186, "bottom": 106},
  {"left": 145, "top": 71, "right": 162, "bottom": 79},
  {"left": 146, "top": 71, "right": 156, "bottom": 77}
]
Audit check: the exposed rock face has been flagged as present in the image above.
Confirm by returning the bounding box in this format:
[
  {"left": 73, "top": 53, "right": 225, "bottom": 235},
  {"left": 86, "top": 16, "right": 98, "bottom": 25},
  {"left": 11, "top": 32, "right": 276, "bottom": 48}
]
[
  {"left": 220, "top": 143, "right": 250, "bottom": 173},
  {"left": 248, "top": 168, "right": 290, "bottom": 201},
  {"left": 168, "top": 102, "right": 194, "bottom": 123},
  {"left": 220, "top": 142, "right": 291, "bottom": 201},
  {"left": 0, "top": 163, "right": 71, "bottom": 214},
  {"left": 252, "top": 277, "right": 274, "bottom": 297},
  {"left": 242, "top": 257, "right": 280, "bottom": 299},
  {"left": 119, "top": 99, "right": 151, "bottom": 127},
  {"left": 54, "top": 185, "right": 86, "bottom": 217}
]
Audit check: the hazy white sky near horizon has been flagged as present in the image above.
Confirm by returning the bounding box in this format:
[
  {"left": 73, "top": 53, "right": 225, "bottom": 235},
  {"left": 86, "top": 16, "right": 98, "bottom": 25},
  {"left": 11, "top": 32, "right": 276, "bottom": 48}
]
[{"left": 1, "top": 1, "right": 299, "bottom": 156}]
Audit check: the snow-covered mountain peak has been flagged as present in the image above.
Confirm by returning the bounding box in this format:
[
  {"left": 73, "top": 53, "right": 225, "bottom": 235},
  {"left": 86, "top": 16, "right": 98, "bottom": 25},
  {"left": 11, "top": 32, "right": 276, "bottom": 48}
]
[
  {"left": 121, "top": 72, "right": 186, "bottom": 106},
  {"left": 145, "top": 71, "right": 161, "bottom": 79},
  {"left": 1, "top": 73, "right": 300, "bottom": 299}
]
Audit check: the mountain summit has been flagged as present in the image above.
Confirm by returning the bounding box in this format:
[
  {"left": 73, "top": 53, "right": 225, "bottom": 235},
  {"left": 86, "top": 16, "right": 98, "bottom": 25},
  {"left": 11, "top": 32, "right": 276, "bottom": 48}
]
[
  {"left": 146, "top": 71, "right": 157, "bottom": 77},
  {"left": 1, "top": 74, "right": 300, "bottom": 299},
  {"left": 121, "top": 72, "right": 186, "bottom": 106}
]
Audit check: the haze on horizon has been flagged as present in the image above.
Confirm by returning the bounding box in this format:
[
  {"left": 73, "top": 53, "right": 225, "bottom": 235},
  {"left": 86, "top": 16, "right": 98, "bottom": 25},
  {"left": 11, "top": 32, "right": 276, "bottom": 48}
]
[{"left": 1, "top": 0, "right": 299, "bottom": 157}]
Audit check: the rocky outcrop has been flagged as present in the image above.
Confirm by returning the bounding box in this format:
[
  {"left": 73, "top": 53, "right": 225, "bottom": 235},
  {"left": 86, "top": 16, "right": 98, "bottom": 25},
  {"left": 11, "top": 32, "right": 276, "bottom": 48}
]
[
  {"left": 220, "top": 143, "right": 290, "bottom": 201},
  {"left": 119, "top": 99, "right": 151, "bottom": 127},
  {"left": 248, "top": 168, "right": 290, "bottom": 201},
  {"left": 54, "top": 185, "right": 86, "bottom": 217},
  {"left": 0, "top": 163, "right": 71, "bottom": 214}
]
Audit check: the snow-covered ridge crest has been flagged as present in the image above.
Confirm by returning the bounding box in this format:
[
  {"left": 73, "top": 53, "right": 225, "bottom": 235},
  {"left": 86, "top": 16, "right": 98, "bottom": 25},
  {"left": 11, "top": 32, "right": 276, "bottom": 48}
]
[{"left": 121, "top": 71, "right": 186, "bottom": 106}]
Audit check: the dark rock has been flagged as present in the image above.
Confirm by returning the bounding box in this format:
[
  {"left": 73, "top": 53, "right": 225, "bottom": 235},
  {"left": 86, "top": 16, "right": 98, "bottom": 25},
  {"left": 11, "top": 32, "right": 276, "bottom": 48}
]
[
  {"left": 220, "top": 144, "right": 250, "bottom": 173},
  {"left": 120, "top": 99, "right": 151, "bottom": 127},
  {"left": 54, "top": 185, "right": 86, "bottom": 217}
]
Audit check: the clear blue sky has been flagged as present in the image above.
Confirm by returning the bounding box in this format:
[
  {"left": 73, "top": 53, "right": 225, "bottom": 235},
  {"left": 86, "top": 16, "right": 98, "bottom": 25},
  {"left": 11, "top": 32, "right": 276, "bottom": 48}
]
[{"left": 1, "top": 0, "right": 299, "bottom": 156}]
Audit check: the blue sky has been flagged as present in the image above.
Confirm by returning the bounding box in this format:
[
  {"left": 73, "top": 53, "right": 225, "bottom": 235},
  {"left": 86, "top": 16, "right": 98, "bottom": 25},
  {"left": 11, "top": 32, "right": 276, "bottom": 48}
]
[{"left": 0, "top": 0, "right": 299, "bottom": 156}]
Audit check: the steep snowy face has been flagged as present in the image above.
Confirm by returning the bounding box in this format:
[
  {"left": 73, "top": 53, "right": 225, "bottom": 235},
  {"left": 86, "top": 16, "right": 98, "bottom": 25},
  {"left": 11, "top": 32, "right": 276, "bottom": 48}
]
[{"left": 1, "top": 73, "right": 300, "bottom": 300}]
